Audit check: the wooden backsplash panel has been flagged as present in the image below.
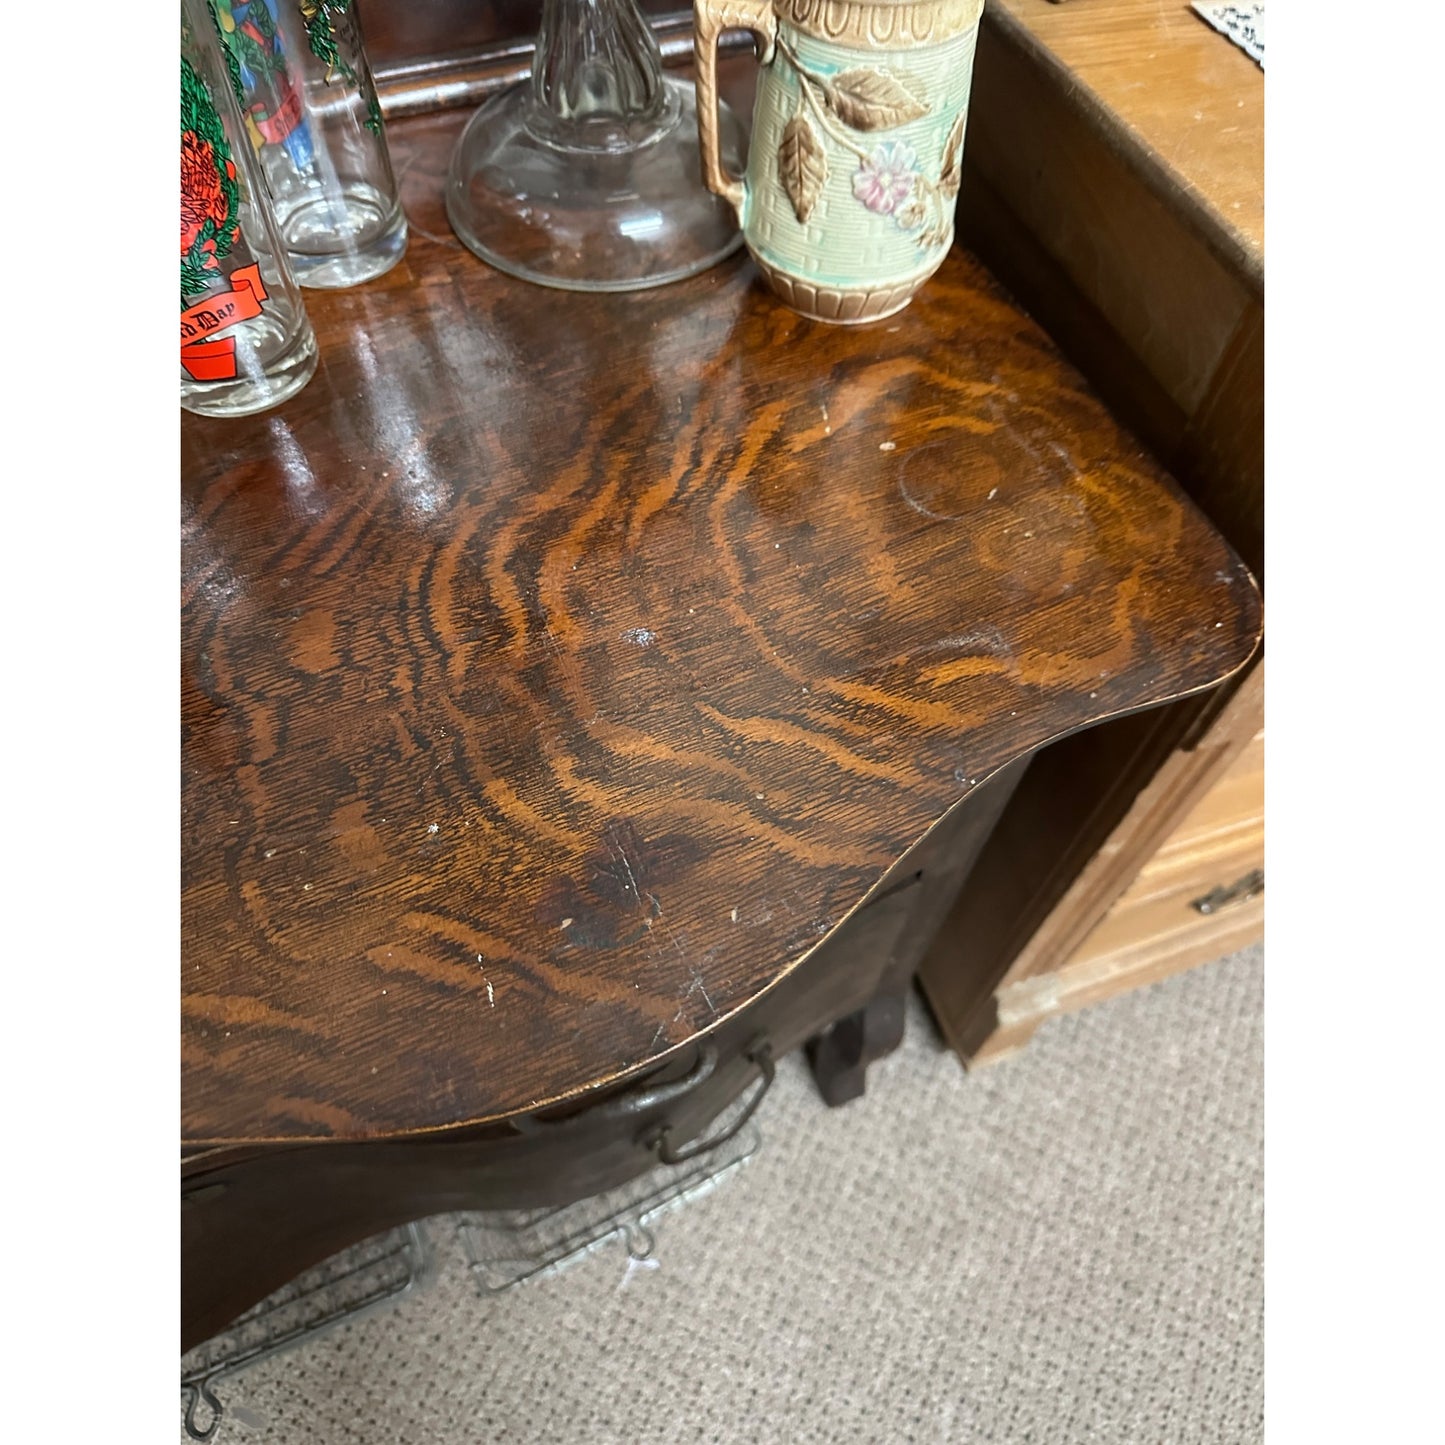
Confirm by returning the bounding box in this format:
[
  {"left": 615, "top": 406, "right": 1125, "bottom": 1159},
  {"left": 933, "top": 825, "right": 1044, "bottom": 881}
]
[{"left": 362, "top": 0, "right": 690, "bottom": 71}]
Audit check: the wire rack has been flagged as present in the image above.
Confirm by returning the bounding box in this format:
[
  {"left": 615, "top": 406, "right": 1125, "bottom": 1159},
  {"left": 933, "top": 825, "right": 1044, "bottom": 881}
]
[
  {"left": 179, "top": 1117, "right": 762, "bottom": 1439},
  {"left": 179, "top": 1222, "right": 429, "bottom": 1441},
  {"left": 458, "top": 1118, "right": 761, "bottom": 1293}
]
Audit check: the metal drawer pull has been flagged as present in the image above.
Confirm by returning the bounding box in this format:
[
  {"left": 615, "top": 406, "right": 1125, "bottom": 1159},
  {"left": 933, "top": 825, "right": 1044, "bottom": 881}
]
[
  {"left": 514, "top": 1045, "right": 719, "bottom": 1133},
  {"left": 646, "top": 1038, "right": 775, "bottom": 1166},
  {"left": 1191, "top": 868, "right": 1264, "bottom": 915}
]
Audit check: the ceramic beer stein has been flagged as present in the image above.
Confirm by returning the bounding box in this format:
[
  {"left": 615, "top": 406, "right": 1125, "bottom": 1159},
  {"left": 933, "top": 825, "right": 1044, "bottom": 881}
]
[{"left": 695, "top": 0, "right": 984, "bottom": 322}]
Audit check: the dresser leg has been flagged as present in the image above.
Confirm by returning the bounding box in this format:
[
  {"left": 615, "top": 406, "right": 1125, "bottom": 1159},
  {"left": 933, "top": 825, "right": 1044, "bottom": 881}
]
[
  {"left": 806, "top": 991, "right": 909, "bottom": 1107},
  {"left": 804, "top": 756, "right": 1033, "bottom": 1107}
]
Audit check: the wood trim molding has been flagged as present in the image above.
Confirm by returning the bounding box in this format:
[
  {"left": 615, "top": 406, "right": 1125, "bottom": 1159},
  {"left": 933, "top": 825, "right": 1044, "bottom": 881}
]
[{"left": 372, "top": 15, "right": 755, "bottom": 119}]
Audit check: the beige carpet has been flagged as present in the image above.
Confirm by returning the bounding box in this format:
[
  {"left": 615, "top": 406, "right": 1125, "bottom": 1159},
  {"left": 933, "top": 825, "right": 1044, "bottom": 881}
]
[{"left": 184, "top": 944, "right": 1264, "bottom": 1444}]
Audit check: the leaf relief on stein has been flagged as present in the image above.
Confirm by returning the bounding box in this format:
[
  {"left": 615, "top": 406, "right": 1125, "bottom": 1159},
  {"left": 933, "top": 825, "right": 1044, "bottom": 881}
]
[{"left": 772, "top": 38, "right": 964, "bottom": 247}]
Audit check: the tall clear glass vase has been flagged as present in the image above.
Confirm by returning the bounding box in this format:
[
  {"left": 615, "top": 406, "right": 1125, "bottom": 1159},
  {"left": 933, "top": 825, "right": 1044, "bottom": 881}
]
[
  {"left": 445, "top": 0, "right": 747, "bottom": 291},
  {"left": 211, "top": 1, "right": 408, "bottom": 289},
  {"left": 181, "top": 0, "right": 318, "bottom": 416}
]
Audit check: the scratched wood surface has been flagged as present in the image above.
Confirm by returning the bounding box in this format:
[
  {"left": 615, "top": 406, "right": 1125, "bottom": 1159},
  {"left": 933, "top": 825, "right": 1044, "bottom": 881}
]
[{"left": 181, "top": 105, "right": 1262, "bottom": 1145}]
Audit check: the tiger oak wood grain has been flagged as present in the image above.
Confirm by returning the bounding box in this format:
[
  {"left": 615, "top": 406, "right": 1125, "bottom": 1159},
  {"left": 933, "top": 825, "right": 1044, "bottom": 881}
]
[{"left": 180, "top": 105, "right": 1261, "bottom": 1146}]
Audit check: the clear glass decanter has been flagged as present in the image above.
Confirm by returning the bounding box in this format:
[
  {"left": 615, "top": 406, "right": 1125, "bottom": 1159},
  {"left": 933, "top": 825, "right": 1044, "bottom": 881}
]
[{"left": 445, "top": 0, "right": 748, "bottom": 291}]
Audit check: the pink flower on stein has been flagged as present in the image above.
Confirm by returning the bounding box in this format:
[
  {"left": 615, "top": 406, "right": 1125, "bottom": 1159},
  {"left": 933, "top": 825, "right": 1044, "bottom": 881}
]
[{"left": 852, "top": 142, "right": 919, "bottom": 216}]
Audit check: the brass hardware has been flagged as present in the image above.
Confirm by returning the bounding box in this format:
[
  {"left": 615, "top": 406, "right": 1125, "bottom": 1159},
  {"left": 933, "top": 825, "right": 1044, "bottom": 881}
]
[
  {"left": 513, "top": 1045, "right": 719, "bottom": 1134},
  {"left": 1191, "top": 868, "right": 1263, "bottom": 915}
]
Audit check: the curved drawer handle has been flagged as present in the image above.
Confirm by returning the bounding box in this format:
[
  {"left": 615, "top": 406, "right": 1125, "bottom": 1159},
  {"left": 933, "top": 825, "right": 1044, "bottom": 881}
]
[
  {"left": 645, "top": 1038, "right": 774, "bottom": 1166},
  {"left": 514, "top": 1045, "right": 719, "bottom": 1133}
]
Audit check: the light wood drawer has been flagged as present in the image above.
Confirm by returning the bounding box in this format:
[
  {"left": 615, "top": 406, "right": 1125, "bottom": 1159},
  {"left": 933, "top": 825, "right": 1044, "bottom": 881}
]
[{"left": 994, "top": 730, "right": 1263, "bottom": 1027}]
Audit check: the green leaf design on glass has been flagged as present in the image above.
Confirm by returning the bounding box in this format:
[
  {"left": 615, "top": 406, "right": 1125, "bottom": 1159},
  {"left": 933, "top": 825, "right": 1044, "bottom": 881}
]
[
  {"left": 205, "top": 0, "right": 249, "bottom": 108},
  {"left": 299, "top": 0, "right": 383, "bottom": 134},
  {"left": 180, "top": 55, "right": 242, "bottom": 306}
]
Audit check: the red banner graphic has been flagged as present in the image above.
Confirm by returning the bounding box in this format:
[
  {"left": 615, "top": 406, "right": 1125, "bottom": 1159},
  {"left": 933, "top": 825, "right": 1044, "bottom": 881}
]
[
  {"left": 254, "top": 86, "right": 303, "bottom": 145},
  {"left": 180, "top": 335, "right": 238, "bottom": 381},
  {"left": 181, "top": 264, "right": 269, "bottom": 382}
]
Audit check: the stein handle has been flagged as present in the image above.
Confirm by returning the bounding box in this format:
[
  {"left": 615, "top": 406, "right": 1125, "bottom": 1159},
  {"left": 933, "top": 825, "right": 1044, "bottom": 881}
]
[{"left": 694, "top": 0, "right": 777, "bottom": 221}]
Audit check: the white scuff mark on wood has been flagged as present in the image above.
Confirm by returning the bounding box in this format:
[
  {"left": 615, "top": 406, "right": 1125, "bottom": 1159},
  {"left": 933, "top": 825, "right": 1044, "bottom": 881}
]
[
  {"left": 560, "top": 917, "right": 574, "bottom": 928},
  {"left": 925, "top": 628, "right": 1012, "bottom": 658},
  {"left": 730, "top": 906, "right": 739, "bottom": 923},
  {"left": 428, "top": 822, "right": 439, "bottom": 834},
  {"left": 879, "top": 441, "right": 897, "bottom": 451},
  {"left": 621, "top": 627, "right": 656, "bottom": 647},
  {"left": 657, "top": 918, "right": 690, "bottom": 964},
  {"left": 685, "top": 966, "right": 715, "bottom": 1013},
  {"left": 614, "top": 846, "right": 641, "bottom": 902},
  {"left": 988, "top": 487, "right": 998, "bottom": 500},
  {"left": 478, "top": 957, "right": 495, "bottom": 1006}
]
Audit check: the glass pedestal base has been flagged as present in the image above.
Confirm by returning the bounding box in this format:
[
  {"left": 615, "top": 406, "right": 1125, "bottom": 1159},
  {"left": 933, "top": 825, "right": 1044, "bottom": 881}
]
[{"left": 445, "top": 76, "right": 747, "bottom": 293}]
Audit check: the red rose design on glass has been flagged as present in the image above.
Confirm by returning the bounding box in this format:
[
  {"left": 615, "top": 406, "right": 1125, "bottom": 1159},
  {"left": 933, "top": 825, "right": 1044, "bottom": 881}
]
[{"left": 181, "top": 129, "right": 236, "bottom": 272}]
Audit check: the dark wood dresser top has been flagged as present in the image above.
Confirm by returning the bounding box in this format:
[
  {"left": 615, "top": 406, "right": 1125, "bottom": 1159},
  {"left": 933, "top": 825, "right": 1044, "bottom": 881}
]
[{"left": 181, "top": 106, "right": 1261, "bottom": 1146}]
